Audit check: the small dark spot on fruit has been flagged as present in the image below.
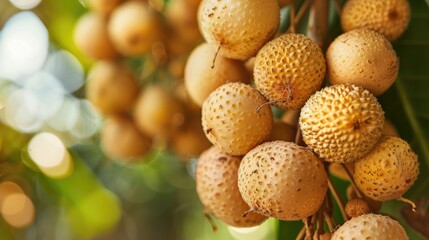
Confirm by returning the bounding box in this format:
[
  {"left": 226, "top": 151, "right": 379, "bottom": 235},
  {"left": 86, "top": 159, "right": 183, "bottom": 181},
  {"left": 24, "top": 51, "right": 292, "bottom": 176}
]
[
  {"left": 218, "top": 157, "right": 227, "bottom": 162},
  {"left": 388, "top": 10, "right": 399, "bottom": 20},
  {"left": 406, "top": 179, "right": 411, "bottom": 183},
  {"left": 206, "top": 128, "right": 213, "bottom": 134}
]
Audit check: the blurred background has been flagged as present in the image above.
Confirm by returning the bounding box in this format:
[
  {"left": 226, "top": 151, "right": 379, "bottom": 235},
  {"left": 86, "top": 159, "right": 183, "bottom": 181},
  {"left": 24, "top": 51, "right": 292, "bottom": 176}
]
[{"left": 0, "top": 0, "right": 428, "bottom": 239}]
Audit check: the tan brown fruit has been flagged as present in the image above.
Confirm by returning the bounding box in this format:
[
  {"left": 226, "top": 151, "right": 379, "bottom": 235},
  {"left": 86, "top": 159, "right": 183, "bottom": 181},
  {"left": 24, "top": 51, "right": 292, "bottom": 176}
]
[
  {"left": 74, "top": 12, "right": 117, "bottom": 60},
  {"left": 354, "top": 136, "right": 419, "bottom": 201},
  {"left": 281, "top": 110, "right": 300, "bottom": 127},
  {"left": 202, "top": 83, "right": 273, "bottom": 156},
  {"left": 184, "top": 43, "right": 250, "bottom": 107},
  {"left": 254, "top": 33, "right": 326, "bottom": 109},
  {"left": 199, "top": 0, "right": 280, "bottom": 60},
  {"left": 346, "top": 185, "right": 382, "bottom": 212},
  {"left": 101, "top": 115, "right": 152, "bottom": 162},
  {"left": 269, "top": 120, "right": 296, "bottom": 142},
  {"left": 332, "top": 214, "right": 409, "bottom": 240},
  {"left": 244, "top": 57, "right": 255, "bottom": 77},
  {"left": 383, "top": 119, "right": 399, "bottom": 136},
  {"left": 196, "top": 146, "right": 267, "bottom": 227},
  {"left": 341, "top": 0, "right": 410, "bottom": 41},
  {"left": 86, "top": 61, "right": 139, "bottom": 116},
  {"left": 166, "top": 0, "right": 202, "bottom": 45},
  {"left": 299, "top": 84, "right": 384, "bottom": 163},
  {"left": 345, "top": 198, "right": 371, "bottom": 218},
  {"left": 134, "top": 86, "right": 185, "bottom": 138},
  {"left": 108, "top": 1, "right": 164, "bottom": 56},
  {"left": 329, "top": 163, "right": 355, "bottom": 181},
  {"left": 326, "top": 29, "right": 399, "bottom": 96},
  {"left": 238, "top": 141, "right": 327, "bottom": 220},
  {"left": 87, "top": 0, "right": 122, "bottom": 15}
]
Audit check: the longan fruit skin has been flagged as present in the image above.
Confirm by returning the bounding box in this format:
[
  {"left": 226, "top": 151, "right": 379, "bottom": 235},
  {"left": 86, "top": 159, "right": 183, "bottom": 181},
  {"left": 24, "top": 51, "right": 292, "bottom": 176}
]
[
  {"left": 74, "top": 12, "right": 117, "bottom": 60},
  {"left": 101, "top": 115, "right": 152, "bottom": 162},
  {"left": 87, "top": 0, "right": 123, "bottom": 15},
  {"left": 345, "top": 198, "right": 371, "bottom": 218},
  {"left": 254, "top": 33, "right": 326, "bottom": 109},
  {"left": 196, "top": 146, "right": 267, "bottom": 227},
  {"left": 199, "top": 0, "right": 280, "bottom": 60},
  {"left": 108, "top": 1, "right": 164, "bottom": 56},
  {"left": 332, "top": 214, "right": 409, "bottom": 240},
  {"left": 86, "top": 61, "right": 139, "bottom": 116},
  {"left": 238, "top": 141, "right": 327, "bottom": 221},
  {"left": 300, "top": 84, "right": 384, "bottom": 163},
  {"left": 326, "top": 29, "right": 399, "bottom": 96},
  {"left": 202, "top": 83, "right": 273, "bottom": 156},
  {"left": 341, "top": 0, "right": 410, "bottom": 41},
  {"left": 346, "top": 185, "right": 382, "bottom": 212},
  {"left": 166, "top": 0, "right": 202, "bottom": 45},
  {"left": 184, "top": 43, "right": 250, "bottom": 107},
  {"left": 354, "top": 136, "right": 419, "bottom": 201}
]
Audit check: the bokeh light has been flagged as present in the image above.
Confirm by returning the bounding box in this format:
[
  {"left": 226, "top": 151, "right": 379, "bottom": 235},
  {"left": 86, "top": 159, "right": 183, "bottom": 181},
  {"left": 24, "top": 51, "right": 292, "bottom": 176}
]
[
  {"left": 0, "top": 181, "right": 35, "bottom": 229},
  {"left": 228, "top": 219, "right": 275, "bottom": 240},
  {"left": 28, "top": 132, "right": 73, "bottom": 179},
  {"left": 8, "top": 0, "right": 42, "bottom": 10}
]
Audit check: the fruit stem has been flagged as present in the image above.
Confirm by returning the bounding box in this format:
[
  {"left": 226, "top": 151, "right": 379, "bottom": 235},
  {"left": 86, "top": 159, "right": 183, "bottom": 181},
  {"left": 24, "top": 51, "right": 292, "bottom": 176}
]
[
  {"left": 290, "top": 2, "right": 296, "bottom": 33},
  {"left": 295, "top": 225, "right": 306, "bottom": 240},
  {"left": 294, "top": 123, "right": 304, "bottom": 146},
  {"left": 340, "top": 163, "right": 363, "bottom": 199},
  {"left": 333, "top": 0, "right": 342, "bottom": 15},
  {"left": 327, "top": 175, "right": 348, "bottom": 221},
  {"left": 303, "top": 216, "right": 313, "bottom": 240},
  {"left": 398, "top": 196, "right": 417, "bottom": 212},
  {"left": 211, "top": 45, "right": 221, "bottom": 69},
  {"left": 203, "top": 212, "right": 218, "bottom": 232},
  {"left": 323, "top": 212, "right": 334, "bottom": 232},
  {"left": 287, "top": 0, "right": 314, "bottom": 33},
  {"left": 307, "top": 0, "right": 329, "bottom": 48}
]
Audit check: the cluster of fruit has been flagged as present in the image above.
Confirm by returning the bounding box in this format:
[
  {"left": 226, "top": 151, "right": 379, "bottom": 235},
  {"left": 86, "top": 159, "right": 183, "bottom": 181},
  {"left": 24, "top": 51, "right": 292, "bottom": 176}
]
[
  {"left": 193, "top": 0, "right": 419, "bottom": 239},
  {"left": 74, "top": 0, "right": 213, "bottom": 163}
]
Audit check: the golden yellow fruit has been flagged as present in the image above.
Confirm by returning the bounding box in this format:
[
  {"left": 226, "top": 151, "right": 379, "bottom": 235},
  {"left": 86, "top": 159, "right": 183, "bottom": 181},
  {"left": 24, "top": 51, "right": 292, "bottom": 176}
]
[
  {"left": 345, "top": 198, "right": 371, "bottom": 218},
  {"left": 202, "top": 83, "right": 273, "bottom": 156},
  {"left": 184, "top": 43, "right": 250, "bottom": 107},
  {"left": 196, "top": 146, "right": 267, "bottom": 227},
  {"left": 74, "top": 12, "right": 117, "bottom": 60},
  {"left": 166, "top": 0, "right": 202, "bottom": 45},
  {"left": 199, "top": 0, "right": 280, "bottom": 60},
  {"left": 86, "top": 61, "right": 139, "bottom": 116},
  {"left": 332, "top": 214, "right": 408, "bottom": 240},
  {"left": 269, "top": 120, "right": 296, "bottom": 142},
  {"left": 87, "top": 0, "right": 122, "bottom": 15},
  {"left": 326, "top": 29, "right": 399, "bottom": 96},
  {"left": 254, "top": 33, "right": 326, "bottom": 109},
  {"left": 341, "top": 0, "right": 410, "bottom": 41},
  {"left": 238, "top": 141, "right": 327, "bottom": 220},
  {"left": 101, "top": 115, "right": 152, "bottom": 162},
  {"left": 354, "top": 136, "right": 419, "bottom": 201},
  {"left": 346, "top": 185, "right": 382, "bottom": 212}
]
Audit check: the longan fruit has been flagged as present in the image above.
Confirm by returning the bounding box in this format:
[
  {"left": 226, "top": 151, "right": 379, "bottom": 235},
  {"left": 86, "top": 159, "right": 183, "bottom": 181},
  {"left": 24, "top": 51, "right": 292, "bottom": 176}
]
[
  {"left": 86, "top": 0, "right": 122, "bottom": 15},
  {"left": 345, "top": 198, "right": 371, "bottom": 218}
]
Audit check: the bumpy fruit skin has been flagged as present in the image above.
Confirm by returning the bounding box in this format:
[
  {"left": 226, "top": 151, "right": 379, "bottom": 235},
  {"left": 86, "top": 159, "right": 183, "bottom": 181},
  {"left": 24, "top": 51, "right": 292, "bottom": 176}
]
[
  {"left": 326, "top": 29, "right": 399, "bottom": 96},
  {"left": 74, "top": 13, "right": 117, "bottom": 60},
  {"left": 86, "top": 61, "right": 139, "bottom": 116},
  {"left": 332, "top": 214, "right": 409, "bottom": 240},
  {"left": 254, "top": 33, "right": 326, "bottom": 109},
  {"left": 345, "top": 198, "right": 371, "bottom": 218},
  {"left": 101, "top": 115, "right": 152, "bottom": 162},
  {"left": 341, "top": 0, "right": 410, "bottom": 41},
  {"left": 238, "top": 141, "right": 327, "bottom": 220},
  {"left": 202, "top": 83, "right": 273, "bottom": 156},
  {"left": 300, "top": 84, "right": 384, "bottom": 163},
  {"left": 184, "top": 43, "right": 250, "bottom": 107},
  {"left": 196, "top": 146, "right": 267, "bottom": 227},
  {"left": 108, "top": 1, "right": 164, "bottom": 56},
  {"left": 199, "top": 0, "right": 280, "bottom": 60},
  {"left": 354, "top": 136, "right": 419, "bottom": 201}
]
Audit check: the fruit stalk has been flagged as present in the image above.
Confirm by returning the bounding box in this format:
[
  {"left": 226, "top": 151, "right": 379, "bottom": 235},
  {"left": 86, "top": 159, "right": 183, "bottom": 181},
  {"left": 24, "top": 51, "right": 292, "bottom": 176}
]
[
  {"left": 307, "top": 0, "right": 329, "bottom": 48},
  {"left": 327, "top": 175, "right": 348, "bottom": 221},
  {"left": 340, "top": 164, "right": 363, "bottom": 199}
]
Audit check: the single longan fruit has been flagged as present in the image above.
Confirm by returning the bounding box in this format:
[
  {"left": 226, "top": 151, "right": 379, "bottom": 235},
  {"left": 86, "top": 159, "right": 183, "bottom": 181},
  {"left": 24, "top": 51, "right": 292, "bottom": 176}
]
[
  {"left": 196, "top": 146, "right": 267, "bottom": 227},
  {"left": 238, "top": 141, "right": 327, "bottom": 220},
  {"left": 101, "top": 115, "right": 152, "bottom": 162},
  {"left": 86, "top": 61, "right": 139, "bottom": 116},
  {"left": 254, "top": 33, "right": 326, "bottom": 109},
  {"left": 332, "top": 214, "right": 409, "bottom": 240},
  {"left": 166, "top": 0, "right": 202, "bottom": 45},
  {"left": 202, "top": 83, "right": 273, "bottom": 156},
  {"left": 87, "top": 0, "right": 123, "bottom": 15},
  {"left": 354, "top": 136, "right": 419, "bottom": 201},
  {"left": 269, "top": 120, "right": 296, "bottom": 142},
  {"left": 199, "top": 0, "right": 280, "bottom": 60},
  {"left": 341, "top": 0, "right": 410, "bottom": 41},
  {"left": 109, "top": 1, "right": 164, "bottom": 56},
  {"left": 184, "top": 43, "right": 250, "bottom": 107},
  {"left": 134, "top": 86, "right": 185, "bottom": 138},
  {"left": 346, "top": 185, "right": 382, "bottom": 212},
  {"left": 299, "top": 84, "right": 384, "bottom": 163},
  {"left": 345, "top": 198, "right": 371, "bottom": 218},
  {"left": 74, "top": 12, "right": 117, "bottom": 60},
  {"left": 326, "top": 29, "right": 399, "bottom": 96}
]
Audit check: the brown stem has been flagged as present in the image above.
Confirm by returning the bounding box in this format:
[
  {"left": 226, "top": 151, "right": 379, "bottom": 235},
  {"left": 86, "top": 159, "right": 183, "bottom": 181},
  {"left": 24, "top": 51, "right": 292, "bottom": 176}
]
[
  {"left": 398, "top": 197, "right": 417, "bottom": 212},
  {"left": 211, "top": 45, "right": 221, "bottom": 69},
  {"left": 307, "top": 0, "right": 329, "bottom": 48},
  {"left": 340, "top": 164, "right": 363, "bottom": 199},
  {"left": 287, "top": 0, "right": 314, "bottom": 33},
  {"left": 295, "top": 124, "right": 303, "bottom": 146},
  {"left": 328, "top": 176, "right": 348, "bottom": 221},
  {"left": 296, "top": 225, "right": 306, "bottom": 240},
  {"left": 323, "top": 212, "right": 334, "bottom": 232},
  {"left": 303, "top": 217, "right": 313, "bottom": 240},
  {"left": 290, "top": 2, "right": 296, "bottom": 33},
  {"left": 203, "top": 211, "right": 218, "bottom": 232},
  {"left": 333, "top": 0, "right": 342, "bottom": 15}
]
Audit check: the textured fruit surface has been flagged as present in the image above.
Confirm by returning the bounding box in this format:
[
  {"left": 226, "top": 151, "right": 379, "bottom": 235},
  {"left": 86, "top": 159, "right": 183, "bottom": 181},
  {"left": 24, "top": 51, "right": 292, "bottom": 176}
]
[
  {"left": 238, "top": 141, "right": 327, "bottom": 220},
  {"left": 354, "top": 136, "right": 419, "bottom": 201},
  {"left": 254, "top": 33, "right": 326, "bottom": 109},
  {"left": 202, "top": 83, "right": 273, "bottom": 156},
  {"left": 109, "top": 1, "right": 164, "bottom": 56},
  {"left": 345, "top": 198, "right": 370, "bottom": 218},
  {"left": 346, "top": 185, "right": 382, "bottom": 212},
  {"left": 341, "top": 0, "right": 410, "bottom": 41},
  {"left": 196, "top": 146, "right": 267, "bottom": 227},
  {"left": 101, "top": 115, "right": 152, "bottom": 162},
  {"left": 87, "top": 0, "right": 122, "bottom": 15},
  {"left": 199, "top": 0, "right": 279, "bottom": 60},
  {"left": 332, "top": 214, "right": 409, "bottom": 240},
  {"left": 269, "top": 120, "right": 296, "bottom": 142},
  {"left": 86, "top": 61, "right": 139, "bottom": 116},
  {"left": 74, "top": 12, "right": 117, "bottom": 60},
  {"left": 184, "top": 43, "right": 250, "bottom": 106},
  {"left": 300, "top": 84, "right": 384, "bottom": 163},
  {"left": 326, "top": 29, "right": 398, "bottom": 96}
]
